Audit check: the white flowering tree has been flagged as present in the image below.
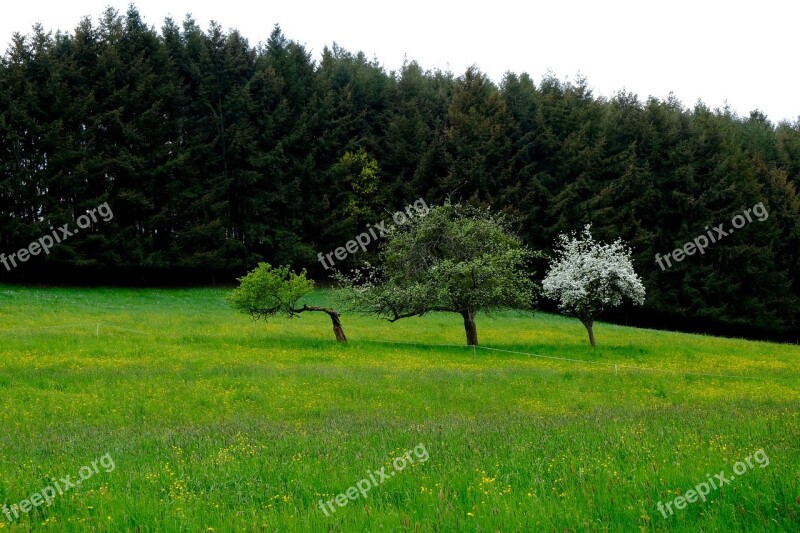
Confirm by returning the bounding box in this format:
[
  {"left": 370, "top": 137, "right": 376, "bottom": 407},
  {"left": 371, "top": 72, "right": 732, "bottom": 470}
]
[{"left": 542, "top": 225, "right": 645, "bottom": 347}]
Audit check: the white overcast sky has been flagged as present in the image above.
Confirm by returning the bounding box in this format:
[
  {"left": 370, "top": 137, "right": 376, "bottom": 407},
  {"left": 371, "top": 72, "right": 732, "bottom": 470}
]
[{"left": 3, "top": 1, "right": 798, "bottom": 123}]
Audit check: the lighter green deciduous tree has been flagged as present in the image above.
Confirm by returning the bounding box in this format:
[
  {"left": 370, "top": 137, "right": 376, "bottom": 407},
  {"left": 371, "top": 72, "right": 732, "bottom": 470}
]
[{"left": 228, "top": 263, "right": 347, "bottom": 342}]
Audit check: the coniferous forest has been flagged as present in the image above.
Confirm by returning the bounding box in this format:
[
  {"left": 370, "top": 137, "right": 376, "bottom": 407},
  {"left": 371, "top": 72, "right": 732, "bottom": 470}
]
[{"left": 1, "top": 6, "right": 799, "bottom": 341}]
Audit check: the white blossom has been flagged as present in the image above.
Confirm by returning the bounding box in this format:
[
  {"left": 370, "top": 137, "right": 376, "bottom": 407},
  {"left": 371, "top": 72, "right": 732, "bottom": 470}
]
[{"left": 542, "top": 225, "right": 645, "bottom": 329}]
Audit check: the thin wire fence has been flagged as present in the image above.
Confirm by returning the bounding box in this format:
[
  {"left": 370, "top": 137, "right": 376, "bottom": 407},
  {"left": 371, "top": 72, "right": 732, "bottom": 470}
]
[{"left": 0, "top": 322, "right": 149, "bottom": 336}]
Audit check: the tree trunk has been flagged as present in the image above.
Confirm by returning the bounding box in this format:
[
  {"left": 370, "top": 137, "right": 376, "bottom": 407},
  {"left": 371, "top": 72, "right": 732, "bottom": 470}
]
[
  {"left": 292, "top": 305, "right": 347, "bottom": 343},
  {"left": 581, "top": 318, "right": 596, "bottom": 348},
  {"left": 328, "top": 310, "right": 347, "bottom": 343},
  {"left": 461, "top": 309, "right": 478, "bottom": 346}
]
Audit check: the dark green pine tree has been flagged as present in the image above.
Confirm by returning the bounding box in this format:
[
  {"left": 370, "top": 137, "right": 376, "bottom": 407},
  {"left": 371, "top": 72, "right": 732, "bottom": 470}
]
[
  {"left": 381, "top": 61, "right": 452, "bottom": 205},
  {"left": 242, "top": 26, "right": 318, "bottom": 267},
  {"left": 442, "top": 67, "right": 513, "bottom": 205},
  {"left": 501, "top": 71, "right": 549, "bottom": 247}
]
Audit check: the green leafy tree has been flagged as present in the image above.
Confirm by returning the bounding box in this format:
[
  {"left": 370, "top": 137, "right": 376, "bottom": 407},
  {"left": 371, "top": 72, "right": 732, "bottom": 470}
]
[
  {"left": 228, "top": 263, "right": 347, "bottom": 342},
  {"left": 336, "top": 203, "right": 535, "bottom": 346}
]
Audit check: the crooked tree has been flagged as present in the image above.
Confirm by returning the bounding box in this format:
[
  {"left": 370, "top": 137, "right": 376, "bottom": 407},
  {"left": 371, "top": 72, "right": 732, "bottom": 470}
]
[{"left": 228, "top": 263, "right": 347, "bottom": 342}]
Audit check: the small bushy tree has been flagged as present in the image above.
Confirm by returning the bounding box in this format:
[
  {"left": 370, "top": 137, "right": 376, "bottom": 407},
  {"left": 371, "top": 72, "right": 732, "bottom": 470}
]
[
  {"left": 542, "top": 225, "right": 645, "bottom": 347},
  {"left": 337, "top": 203, "right": 536, "bottom": 346},
  {"left": 228, "top": 263, "right": 347, "bottom": 342}
]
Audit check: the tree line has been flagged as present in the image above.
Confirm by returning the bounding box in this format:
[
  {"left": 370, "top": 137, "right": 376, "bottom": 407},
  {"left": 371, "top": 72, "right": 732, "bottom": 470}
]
[{"left": 1, "top": 6, "right": 799, "bottom": 341}]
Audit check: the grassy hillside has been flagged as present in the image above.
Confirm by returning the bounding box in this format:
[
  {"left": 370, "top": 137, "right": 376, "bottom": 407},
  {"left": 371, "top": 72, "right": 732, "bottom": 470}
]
[{"left": 0, "top": 285, "right": 798, "bottom": 531}]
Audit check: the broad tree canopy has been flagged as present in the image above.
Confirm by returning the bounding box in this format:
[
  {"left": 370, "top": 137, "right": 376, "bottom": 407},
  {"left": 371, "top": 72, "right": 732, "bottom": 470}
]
[{"left": 337, "top": 202, "right": 536, "bottom": 345}]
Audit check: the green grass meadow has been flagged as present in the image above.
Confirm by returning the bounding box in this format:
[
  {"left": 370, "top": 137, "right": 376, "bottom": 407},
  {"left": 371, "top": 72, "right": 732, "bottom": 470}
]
[{"left": 0, "top": 285, "right": 798, "bottom": 531}]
